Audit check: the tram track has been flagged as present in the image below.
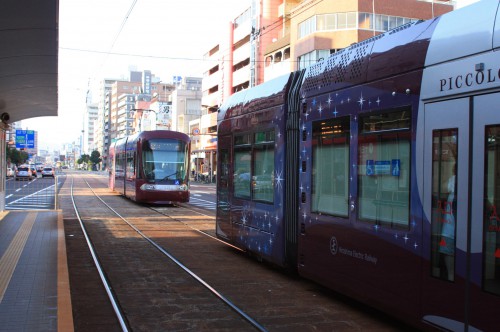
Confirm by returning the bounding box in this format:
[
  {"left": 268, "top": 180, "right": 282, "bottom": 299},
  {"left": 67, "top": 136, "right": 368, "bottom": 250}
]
[
  {"left": 62, "top": 172, "right": 412, "bottom": 331},
  {"left": 68, "top": 174, "right": 267, "bottom": 331}
]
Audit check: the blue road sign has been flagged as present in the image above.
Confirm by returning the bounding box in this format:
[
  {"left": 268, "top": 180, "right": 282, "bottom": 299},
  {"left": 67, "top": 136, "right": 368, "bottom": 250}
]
[{"left": 15, "top": 130, "right": 35, "bottom": 149}]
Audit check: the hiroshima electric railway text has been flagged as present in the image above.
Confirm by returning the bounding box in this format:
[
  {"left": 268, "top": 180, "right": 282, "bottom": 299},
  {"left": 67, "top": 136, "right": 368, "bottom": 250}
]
[
  {"left": 216, "top": 1, "right": 500, "bottom": 331},
  {"left": 109, "top": 130, "right": 190, "bottom": 204}
]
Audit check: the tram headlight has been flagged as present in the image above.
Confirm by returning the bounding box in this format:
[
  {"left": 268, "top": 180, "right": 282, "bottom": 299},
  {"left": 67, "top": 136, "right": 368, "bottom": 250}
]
[
  {"left": 179, "top": 184, "right": 188, "bottom": 191},
  {"left": 141, "top": 184, "right": 156, "bottom": 191}
]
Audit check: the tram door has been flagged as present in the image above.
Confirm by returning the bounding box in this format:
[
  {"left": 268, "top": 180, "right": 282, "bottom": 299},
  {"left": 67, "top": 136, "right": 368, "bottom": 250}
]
[
  {"left": 468, "top": 93, "right": 500, "bottom": 330},
  {"left": 423, "top": 94, "right": 500, "bottom": 331},
  {"left": 422, "top": 98, "right": 470, "bottom": 330},
  {"left": 215, "top": 135, "right": 232, "bottom": 240}
]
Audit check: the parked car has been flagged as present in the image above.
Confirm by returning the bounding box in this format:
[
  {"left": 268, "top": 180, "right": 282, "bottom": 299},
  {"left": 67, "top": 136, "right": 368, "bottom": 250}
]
[
  {"left": 6, "top": 167, "right": 14, "bottom": 177},
  {"left": 41, "top": 167, "right": 55, "bottom": 178},
  {"left": 16, "top": 165, "right": 33, "bottom": 181}
]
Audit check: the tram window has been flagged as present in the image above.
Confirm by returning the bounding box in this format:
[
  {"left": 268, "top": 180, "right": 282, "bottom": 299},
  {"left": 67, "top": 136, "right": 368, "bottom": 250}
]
[
  {"left": 311, "top": 117, "right": 350, "bottom": 217},
  {"left": 126, "top": 151, "right": 135, "bottom": 178},
  {"left": 219, "top": 149, "right": 230, "bottom": 188},
  {"left": 358, "top": 109, "right": 411, "bottom": 228},
  {"left": 430, "top": 129, "right": 457, "bottom": 282},
  {"left": 234, "top": 148, "right": 251, "bottom": 199},
  {"left": 484, "top": 125, "right": 500, "bottom": 295},
  {"left": 142, "top": 139, "right": 188, "bottom": 182},
  {"left": 233, "top": 131, "right": 275, "bottom": 202},
  {"left": 253, "top": 145, "right": 274, "bottom": 203},
  {"left": 116, "top": 152, "right": 125, "bottom": 179},
  {"left": 235, "top": 134, "right": 251, "bottom": 145}
]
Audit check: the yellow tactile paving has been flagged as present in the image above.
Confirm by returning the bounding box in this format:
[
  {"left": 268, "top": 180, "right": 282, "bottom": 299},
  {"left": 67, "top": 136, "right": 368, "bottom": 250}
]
[
  {"left": 57, "top": 210, "right": 74, "bottom": 332},
  {"left": 0, "top": 212, "right": 36, "bottom": 303}
]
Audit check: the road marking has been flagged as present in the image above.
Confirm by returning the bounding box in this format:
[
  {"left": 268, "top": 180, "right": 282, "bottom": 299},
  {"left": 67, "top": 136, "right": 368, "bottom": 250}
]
[{"left": 189, "top": 197, "right": 216, "bottom": 210}]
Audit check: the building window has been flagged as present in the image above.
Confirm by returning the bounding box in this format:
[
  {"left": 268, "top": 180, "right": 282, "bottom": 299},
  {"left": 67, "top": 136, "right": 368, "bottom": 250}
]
[
  {"left": 298, "top": 12, "right": 417, "bottom": 39},
  {"left": 284, "top": 48, "right": 290, "bottom": 60},
  {"left": 275, "top": 51, "right": 282, "bottom": 63},
  {"left": 298, "top": 49, "right": 332, "bottom": 69},
  {"left": 265, "top": 55, "right": 273, "bottom": 67}
]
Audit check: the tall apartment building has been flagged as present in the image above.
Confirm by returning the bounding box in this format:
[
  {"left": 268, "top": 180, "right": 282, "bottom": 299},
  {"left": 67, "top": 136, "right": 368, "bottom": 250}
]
[
  {"left": 83, "top": 96, "right": 98, "bottom": 154},
  {"left": 265, "top": 0, "right": 453, "bottom": 77},
  {"left": 94, "top": 71, "right": 177, "bottom": 170},
  {"left": 202, "top": 0, "right": 454, "bottom": 107},
  {"left": 95, "top": 79, "right": 116, "bottom": 170},
  {"left": 172, "top": 77, "right": 202, "bottom": 133},
  {"left": 199, "top": 0, "right": 454, "bottom": 177},
  {"left": 110, "top": 80, "right": 143, "bottom": 140}
]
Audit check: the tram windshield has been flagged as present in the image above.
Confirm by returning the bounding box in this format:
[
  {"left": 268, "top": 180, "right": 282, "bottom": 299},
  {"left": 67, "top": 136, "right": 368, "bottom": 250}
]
[{"left": 142, "top": 139, "right": 188, "bottom": 183}]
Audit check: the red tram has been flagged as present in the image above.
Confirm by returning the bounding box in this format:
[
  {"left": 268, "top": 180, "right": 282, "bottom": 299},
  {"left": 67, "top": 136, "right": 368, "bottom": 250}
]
[
  {"left": 216, "top": 1, "right": 500, "bottom": 331},
  {"left": 109, "top": 130, "right": 190, "bottom": 204}
]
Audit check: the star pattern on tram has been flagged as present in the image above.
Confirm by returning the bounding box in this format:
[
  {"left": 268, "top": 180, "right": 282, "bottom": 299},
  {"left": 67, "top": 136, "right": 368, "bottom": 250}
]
[
  {"left": 295, "top": 90, "right": 423, "bottom": 252},
  {"left": 275, "top": 169, "right": 284, "bottom": 191},
  {"left": 358, "top": 93, "right": 365, "bottom": 109}
]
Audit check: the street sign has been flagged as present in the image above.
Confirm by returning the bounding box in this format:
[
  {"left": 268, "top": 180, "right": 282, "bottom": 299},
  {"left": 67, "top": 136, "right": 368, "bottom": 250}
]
[{"left": 15, "top": 130, "right": 35, "bottom": 149}]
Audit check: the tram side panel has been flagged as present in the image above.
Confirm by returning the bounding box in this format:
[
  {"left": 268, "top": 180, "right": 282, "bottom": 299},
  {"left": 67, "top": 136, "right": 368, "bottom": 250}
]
[
  {"left": 297, "top": 70, "right": 425, "bottom": 327},
  {"left": 114, "top": 138, "right": 127, "bottom": 196},
  {"left": 108, "top": 144, "right": 115, "bottom": 190},
  {"left": 125, "top": 138, "right": 137, "bottom": 202},
  {"left": 215, "top": 0, "right": 500, "bottom": 330},
  {"left": 216, "top": 74, "right": 293, "bottom": 266}
]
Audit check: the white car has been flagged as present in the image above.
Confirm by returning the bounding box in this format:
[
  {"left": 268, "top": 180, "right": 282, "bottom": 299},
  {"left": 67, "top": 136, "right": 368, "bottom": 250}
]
[
  {"left": 6, "top": 167, "right": 14, "bottom": 177},
  {"left": 16, "top": 166, "right": 33, "bottom": 181},
  {"left": 41, "top": 167, "right": 55, "bottom": 178}
]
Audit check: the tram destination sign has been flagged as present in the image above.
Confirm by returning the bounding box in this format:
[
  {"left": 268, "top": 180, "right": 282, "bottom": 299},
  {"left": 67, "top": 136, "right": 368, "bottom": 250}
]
[{"left": 15, "top": 130, "right": 35, "bottom": 149}]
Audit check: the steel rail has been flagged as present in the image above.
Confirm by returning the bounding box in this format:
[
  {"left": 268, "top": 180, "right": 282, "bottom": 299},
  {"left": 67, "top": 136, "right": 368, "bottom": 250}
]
[
  {"left": 82, "top": 177, "right": 268, "bottom": 332},
  {"left": 69, "top": 176, "right": 129, "bottom": 332},
  {"left": 151, "top": 206, "right": 246, "bottom": 252}
]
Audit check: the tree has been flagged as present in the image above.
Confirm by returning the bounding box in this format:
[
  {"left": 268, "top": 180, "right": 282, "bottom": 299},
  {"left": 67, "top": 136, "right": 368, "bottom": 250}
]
[
  {"left": 6, "top": 146, "right": 28, "bottom": 165},
  {"left": 89, "top": 150, "right": 102, "bottom": 171},
  {"left": 77, "top": 154, "right": 90, "bottom": 169},
  {"left": 77, "top": 154, "right": 90, "bottom": 164}
]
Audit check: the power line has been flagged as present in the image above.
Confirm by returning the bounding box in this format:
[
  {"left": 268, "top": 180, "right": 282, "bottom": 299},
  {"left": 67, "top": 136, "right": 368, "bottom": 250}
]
[
  {"left": 60, "top": 46, "right": 296, "bottom": 64},
  {"left": 93, "top": 0, "right": 138, "bottom": 77}
]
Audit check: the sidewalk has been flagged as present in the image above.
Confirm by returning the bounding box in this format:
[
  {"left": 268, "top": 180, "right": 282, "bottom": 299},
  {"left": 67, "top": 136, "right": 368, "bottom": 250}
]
[{"left": 0, "top": 210, "right": 73, "bottom": 332}]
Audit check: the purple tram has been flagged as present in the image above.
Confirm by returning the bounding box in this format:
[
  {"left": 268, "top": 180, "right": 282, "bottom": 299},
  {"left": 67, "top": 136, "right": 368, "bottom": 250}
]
[
  {"left": 216, "top": 1, "right": 500, "bottom": 330},
  {"left": 109, "top": 130, "right": 190, "bottom": 204}
]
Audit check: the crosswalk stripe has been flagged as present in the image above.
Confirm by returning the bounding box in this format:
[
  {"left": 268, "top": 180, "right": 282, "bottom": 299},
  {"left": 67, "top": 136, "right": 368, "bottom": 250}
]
[{"left": 189, "top": 197, "right": 216, "bottom": 210}]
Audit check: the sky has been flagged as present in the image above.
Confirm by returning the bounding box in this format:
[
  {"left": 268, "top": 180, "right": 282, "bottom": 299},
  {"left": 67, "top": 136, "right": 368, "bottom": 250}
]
[
  {"left": 25, "top": 0, "right": 251, "bottom": 150},
  {"left": 23, "top": 0, "right": 478, "bottom": 151}
]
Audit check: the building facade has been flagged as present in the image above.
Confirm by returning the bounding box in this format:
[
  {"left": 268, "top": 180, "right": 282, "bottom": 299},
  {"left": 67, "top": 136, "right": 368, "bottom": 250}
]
[
  {"left": 202, "top": 0, "right": 454, "bottom": 106},
  {"left": 265, "top": 0, "right": 453, "bottom": 77},
  {"left": 199, "top": 0, "right": 454, "bottom": 177},
  {"left": 94, "top": 71, "right": 184, "bottom": 170},
  {"left": 83, "top": 99, "right": 98, "bottom": 154}
]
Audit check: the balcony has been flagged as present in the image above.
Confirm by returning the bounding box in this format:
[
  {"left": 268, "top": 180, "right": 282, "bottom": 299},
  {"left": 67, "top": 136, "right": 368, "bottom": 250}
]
[
  {"left": 232, "top": 67, "right": 250, "bottom": 87},
  {"left": 233, "top": 43, "right": 251, "bottom": 64},
  {"left": 233, "top": 20, "right": 251, "bottom": 43},
  {"left": 202, "top": 93, "right": 220, "bottom": 108},
  {"left": 202, "top": 71, "right": 221, "bottom": 93}
]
